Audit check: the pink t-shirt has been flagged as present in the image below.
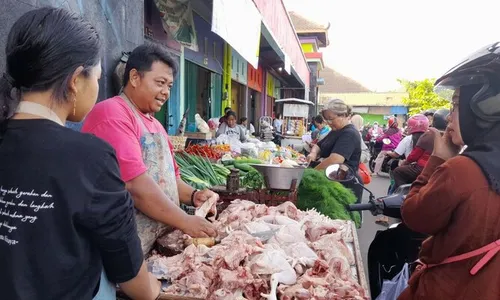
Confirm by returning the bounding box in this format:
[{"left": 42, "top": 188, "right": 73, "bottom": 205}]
[{"left": 82, "top": 95, "right": 180, "bottom": 182}]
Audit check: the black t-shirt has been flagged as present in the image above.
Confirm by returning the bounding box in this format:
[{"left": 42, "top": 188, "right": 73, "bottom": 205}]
[
  {"left": 317, "top": 124, "right": 362, "bottom": 172},
  {"left": 0, "top": 119, "right": 143, "bottom": 300}
]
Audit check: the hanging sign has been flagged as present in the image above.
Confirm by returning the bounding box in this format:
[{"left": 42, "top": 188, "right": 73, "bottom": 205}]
[{"left": 154, "top": 0, "right": 198, "bottom": 51}]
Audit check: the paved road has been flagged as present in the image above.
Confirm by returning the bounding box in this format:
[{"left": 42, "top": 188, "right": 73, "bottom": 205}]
[{"left": 356, "top": 175, "right": 392, "bottom": 286}]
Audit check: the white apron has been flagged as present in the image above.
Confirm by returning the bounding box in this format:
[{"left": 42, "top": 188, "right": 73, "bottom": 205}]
[{"left": 121, "top": 94, "right": 180, "bottom": 255}]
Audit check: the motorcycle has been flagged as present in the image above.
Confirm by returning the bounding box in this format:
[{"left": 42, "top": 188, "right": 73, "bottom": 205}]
[
  {"left": 369, "top": 138, "right": 396, "bottom": 175},
  {"left": 325, "top": 164, "right": 426, "bottom": 299},
  {"left": 368, "top": 138, "right": 383, "bottom": 173}
]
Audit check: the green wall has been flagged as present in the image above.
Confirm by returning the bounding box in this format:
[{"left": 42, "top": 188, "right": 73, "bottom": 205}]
[
  {"left": 358, "top": 114, "right": 386, "bottom": 125},
  {"left": 184, "top": 60, "right": 199, "bottom": 124}
]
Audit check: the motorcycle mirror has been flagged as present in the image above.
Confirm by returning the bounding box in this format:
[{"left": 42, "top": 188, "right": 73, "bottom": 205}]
[
  {"left": 382, "top": 138, "right": 391, "bottom": 145},
  {"left": 326, "top": 163, "right": 377, "bottom": 202},
  {"left": 325, "top": 163, "right": 356, "bottom": 183}
]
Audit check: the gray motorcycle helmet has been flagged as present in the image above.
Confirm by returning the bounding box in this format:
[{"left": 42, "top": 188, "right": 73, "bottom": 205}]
[
  {"left": 423, "top": 109, "right": 436, "bottom": 117},
  {"left": 432, "top": 108, "right": 450, "bottom": 131}
]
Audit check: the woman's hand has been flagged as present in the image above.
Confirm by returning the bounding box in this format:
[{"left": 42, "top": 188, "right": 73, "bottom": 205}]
[
  {"left": 431, "top": 127, "right": 461, "bottom": 161},
  {"left": 307, "top": 153, "right": 317, "bottom": 163}
]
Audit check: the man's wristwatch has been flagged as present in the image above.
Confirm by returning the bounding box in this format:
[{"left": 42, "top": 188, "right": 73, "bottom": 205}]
[{"left": 190, "top": 189, "right": 199, "bottom": 207}]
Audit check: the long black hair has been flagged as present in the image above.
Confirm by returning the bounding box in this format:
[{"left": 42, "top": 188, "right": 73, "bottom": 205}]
[
  {"left": 412, "top": 132, "right": 424, "bottom": 149},
  {"left": 0, "top": 7, "right": 101, "bottom": 123}
]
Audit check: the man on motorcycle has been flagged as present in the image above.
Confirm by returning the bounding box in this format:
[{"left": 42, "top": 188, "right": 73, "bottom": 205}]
[{"left": 392, "top": 109, "right": 449, "bottom": 189}]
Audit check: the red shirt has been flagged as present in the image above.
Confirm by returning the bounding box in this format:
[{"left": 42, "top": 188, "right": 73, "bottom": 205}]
[
  {"left": 81, "top": 96, "right": 180, "bottom": 182},
  {"left": 406, "top": 147, "right": 431, "bottom": 167},
  {"left": 406, "top": 131, "right": 434, "bottom": 168}
]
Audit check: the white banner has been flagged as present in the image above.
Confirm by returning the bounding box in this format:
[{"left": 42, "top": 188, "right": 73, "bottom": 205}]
[
  {"left": 211, "top": 0, "right": 261, "bottom": 69},
  {"left": 283, "top": 104, "right": 309, "bottom": 118}
]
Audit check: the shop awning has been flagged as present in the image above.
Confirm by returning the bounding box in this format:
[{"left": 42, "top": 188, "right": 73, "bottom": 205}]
[{"left": 390, "top": 106, "right": 408, "bottom": 114}]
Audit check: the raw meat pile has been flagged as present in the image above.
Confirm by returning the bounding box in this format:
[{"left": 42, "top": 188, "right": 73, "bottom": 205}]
[{"left": 147, "top": 200, "right": 367, "bottom": 300}]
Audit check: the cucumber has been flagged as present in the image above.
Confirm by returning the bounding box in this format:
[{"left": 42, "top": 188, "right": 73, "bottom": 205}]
[
  {"left": 237, "top": 158, "right": 263, "bottom": 164},
  {"left": 234, "top": 162, "right": 254, "bottom": 172},
  {"left": 222, "top": 159, "right": 235, "bottom": 166}
]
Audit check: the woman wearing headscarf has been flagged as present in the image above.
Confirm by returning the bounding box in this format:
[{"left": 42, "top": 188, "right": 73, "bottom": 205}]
[
  {"left": 307, "top": 99, "right": 363, "bottom": 202},
  {"left": 373, "top": 116, "right": 402, "bottom": 175},
  {"left": 399, "top": 42, "right": 500, "bottom": 299},
  {"left": 351, "top": 114, "right": 370, "bottom": 164}
]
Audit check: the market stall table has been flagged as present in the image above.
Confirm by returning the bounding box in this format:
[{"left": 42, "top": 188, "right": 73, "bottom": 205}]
[
  {"left": 138, "top": 200, "right": 369, "bottom": 299},
  {"left": 184, "top": 131, "right": 214, "bottom": 146}
]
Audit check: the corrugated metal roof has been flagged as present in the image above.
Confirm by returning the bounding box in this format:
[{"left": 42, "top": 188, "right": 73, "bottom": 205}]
[
  {"left": 288, "top": 11, "right": 329, "bottom": 46},
  {"left": 289, "top": 11, "right": 329, "bottom": 32}
]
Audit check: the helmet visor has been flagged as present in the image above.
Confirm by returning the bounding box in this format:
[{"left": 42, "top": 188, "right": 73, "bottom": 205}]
[
  {"left": 434, "top": 85, "right": 457, "bottom": 103},
  {"left": 435, "top": 73, "right": 500, "bottom": 122}
]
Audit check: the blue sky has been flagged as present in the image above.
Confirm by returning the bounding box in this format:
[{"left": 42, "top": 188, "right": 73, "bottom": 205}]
[{"left": 284, "top": 0, "right": 500, "bottom": 91}]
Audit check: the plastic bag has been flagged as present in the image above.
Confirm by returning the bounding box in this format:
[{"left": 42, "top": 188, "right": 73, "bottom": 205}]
[
  {"left": 358, "top": 163, "right": 372, "bottom": 184},
  {"left": 216, "top": 134, "right": 229, "bottom": 145},
  {"left": 207, "top": 118, "right": 219, "bottom": 130},
  {"left": 228, "top": 136, "right": 243, "bottom": 154},
  {"left": 257, "top": 141, "right": 277, "bottom": 151},
  {"left": 195, "top": 114, "right": 210, "bottom": 133},
  {"left": 246, "top": 137, "right": 260, "bottom": 144},
  {"left": 240, "top": 143, "right": 258, "bottom": 158},
  {"left": 376, "top": 263, "right": 409, "bottom": 300}
]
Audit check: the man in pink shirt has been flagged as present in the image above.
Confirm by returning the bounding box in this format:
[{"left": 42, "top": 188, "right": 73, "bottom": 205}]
[{"left": 82, "top": 43, "right": 217, "bottom": 255}]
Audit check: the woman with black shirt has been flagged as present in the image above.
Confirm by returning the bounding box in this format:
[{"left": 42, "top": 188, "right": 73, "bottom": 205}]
[
  {"left": 307, "top": 99, "right": 363, "bottom": 202},
  {"left": 0, "top": 8, "right": 159, "bottom": 300}
]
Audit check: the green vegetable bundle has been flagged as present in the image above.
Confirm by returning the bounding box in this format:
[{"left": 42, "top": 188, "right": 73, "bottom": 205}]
[
  {"left": 298, "top": 169, "right": 361, "bottom": 227},
  {"left": 241, "top": 168, "right": 264, "bottom": 190},
  {"left": 175, "top": 152, "right": 230, "bottom": 189}
]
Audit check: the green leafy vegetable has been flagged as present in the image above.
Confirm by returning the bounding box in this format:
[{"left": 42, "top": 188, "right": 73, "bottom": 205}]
[
  {"left": 241, "top": 168, "right": 264, "bottom": 190},
  {"left": 298, "top": 169, "right": 361, "bottom": 227}
]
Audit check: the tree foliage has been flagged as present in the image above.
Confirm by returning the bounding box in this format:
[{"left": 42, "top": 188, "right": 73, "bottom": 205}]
[{"left": 398, "top": 78, "right": 450, "bottom": 115}]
